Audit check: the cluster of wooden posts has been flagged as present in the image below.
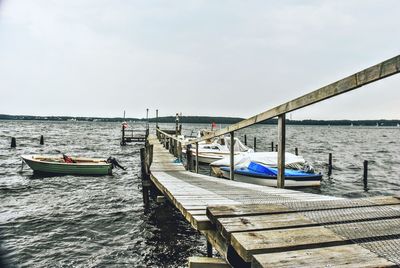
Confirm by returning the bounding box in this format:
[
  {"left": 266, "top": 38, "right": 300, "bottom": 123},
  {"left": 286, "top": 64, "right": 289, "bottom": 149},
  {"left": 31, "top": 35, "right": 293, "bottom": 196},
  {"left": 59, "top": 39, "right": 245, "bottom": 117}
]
[{"left": 10, "top": 135, "right": 44, "bottom": 148}]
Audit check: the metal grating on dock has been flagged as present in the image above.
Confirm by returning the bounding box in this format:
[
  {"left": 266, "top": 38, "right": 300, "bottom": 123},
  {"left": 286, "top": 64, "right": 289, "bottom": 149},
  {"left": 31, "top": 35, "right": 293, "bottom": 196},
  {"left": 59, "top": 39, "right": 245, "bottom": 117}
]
[{"left": 147, "top": 135, "right": 400, "bottom": 267}]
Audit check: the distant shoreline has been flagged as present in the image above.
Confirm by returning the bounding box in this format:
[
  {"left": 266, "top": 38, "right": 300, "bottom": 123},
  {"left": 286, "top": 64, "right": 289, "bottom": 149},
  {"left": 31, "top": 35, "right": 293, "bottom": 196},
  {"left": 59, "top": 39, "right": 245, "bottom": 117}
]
[{"left": 1, "top": 114, "right": 400, "bottom": 126}]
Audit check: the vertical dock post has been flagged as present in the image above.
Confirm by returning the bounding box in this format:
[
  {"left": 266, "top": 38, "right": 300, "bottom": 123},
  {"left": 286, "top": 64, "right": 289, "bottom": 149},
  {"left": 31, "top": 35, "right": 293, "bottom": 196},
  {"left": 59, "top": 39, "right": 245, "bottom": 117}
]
[
  {"left": 140, "top": 148, "right": 150, "bottom": 209},
  {"left": 328, "top": 153, "right": 333, "bottom": 176},
  {"left": 206, "top": 241, "right": 213, "bottom": 257},
  {"left": 121, "top": 124, "right": 126, "bottom": 146},
  {"left": 169, "top": 137, "right": 173, "bottom": 154},
  {"left": 156, "top": 109, "right": 159, "bottom": 128},
  {"left": 295, "top": 147, "right": 298, "bottom": 156},
  {"left": 175, "top": 113, "right": 179, "bottom": 136},
  {"left": 195, "top": 142, "right": 199, "bottom": 173},
  {"left": 363, "top": 160, "right": 368, "bottom": 190},
  {"left": 11, "top": 137, "right": 16, "bottom": 148},
  {"left": 271, "top": 141, "right": 274, "bottom": 152},
  {"left": 275, "top": 144, "right": 278, "bottom": 152},
  {"left": 244, "top": 135, "right": 247, "bottom": 146},
  {"left": 177, "top": 141, "right": 182, "bottom": 161},
  {"left": 277, "top": 114, "right": 286, "bottom": 188},
  {"left": 186, "top": 144, "right": 193, "bottom": 171},
  {"left": 230, "top": 132, "right": 235, "bottom": 180},
  {"left": 40, "top": 135, "right": 44, "bottom": 145},
  {"left": 253, "top": 137, "right": 257, "bottom": 152}
]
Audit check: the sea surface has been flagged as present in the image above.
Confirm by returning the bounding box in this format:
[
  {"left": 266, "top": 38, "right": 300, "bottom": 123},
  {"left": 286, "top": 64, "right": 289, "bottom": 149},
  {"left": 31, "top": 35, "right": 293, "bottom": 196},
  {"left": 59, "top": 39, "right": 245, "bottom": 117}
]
[{"left": 0, "top": 120, "right": 399, "bottom": 267}]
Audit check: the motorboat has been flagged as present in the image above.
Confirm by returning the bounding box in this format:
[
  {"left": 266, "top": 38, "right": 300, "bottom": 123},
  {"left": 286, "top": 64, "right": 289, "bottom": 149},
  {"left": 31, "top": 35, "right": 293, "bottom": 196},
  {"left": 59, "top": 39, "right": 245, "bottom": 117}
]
[
  {"left": 184, "top": 135, "right": 253, "bottom": 164},
  {"left": 211, "top": 151, "right": 321, "bottom": 187},
  {"left": 21, "top": 155, "right": 117, "bottom": 175}
]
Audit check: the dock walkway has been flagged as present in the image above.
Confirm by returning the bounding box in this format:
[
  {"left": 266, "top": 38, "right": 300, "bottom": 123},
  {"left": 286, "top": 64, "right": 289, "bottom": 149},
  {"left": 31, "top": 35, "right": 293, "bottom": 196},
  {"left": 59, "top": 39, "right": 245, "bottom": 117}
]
[{"left": 147, "top": 134, "right": 400, "bottom": 267}]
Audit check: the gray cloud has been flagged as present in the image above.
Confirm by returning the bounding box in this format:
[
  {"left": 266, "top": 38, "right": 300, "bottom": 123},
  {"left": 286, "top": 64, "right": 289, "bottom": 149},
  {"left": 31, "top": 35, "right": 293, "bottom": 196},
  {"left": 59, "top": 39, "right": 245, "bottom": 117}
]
[{"left": 0, "top": 0, "right": 399, "bottom": 119}]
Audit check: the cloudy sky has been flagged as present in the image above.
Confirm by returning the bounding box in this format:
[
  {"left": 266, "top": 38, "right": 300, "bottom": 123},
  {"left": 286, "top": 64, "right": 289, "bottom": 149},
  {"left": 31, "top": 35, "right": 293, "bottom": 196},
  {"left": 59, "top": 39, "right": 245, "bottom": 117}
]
[{"left": 0, "top": 0, "right": 399, "bottom": 120}]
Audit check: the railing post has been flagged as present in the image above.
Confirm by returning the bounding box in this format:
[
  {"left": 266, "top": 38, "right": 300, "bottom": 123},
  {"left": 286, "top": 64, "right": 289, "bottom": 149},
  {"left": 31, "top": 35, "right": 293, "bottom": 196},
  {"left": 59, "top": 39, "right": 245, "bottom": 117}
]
[
  {"left": 277, "top": 114, "right": 286, "bottom": 188},
  {"left": 186, "top": 144, "right": 193, "bottom": 171},
  {"left": 230, "top": 131, "right": 235, "bottom": 180},
  {"left": 195, "top": 142, "right": 199, "bottom": 173},
  {"left": 156, "top": 109, "right": 159, "bottom": 128}
]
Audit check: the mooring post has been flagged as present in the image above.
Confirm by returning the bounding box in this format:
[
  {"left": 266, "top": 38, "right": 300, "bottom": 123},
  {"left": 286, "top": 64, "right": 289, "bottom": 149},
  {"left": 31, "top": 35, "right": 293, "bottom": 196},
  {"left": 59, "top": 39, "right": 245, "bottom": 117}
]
[
  {"left": 206, "top": 241, "right": 213, "bottom": 257},
  {"left": 363, "top": 160, "right": 368, "bottom": 190},
  {"left": 121, "top": 124, "right": 126, "bottom": 146},
  {"left": 328, "top": 153, "right": 333, "bottom": 176},
  {"left": 156, "top": 109, "right": 158, "bottom": 128},
  {"left": 230, "top": 131, "right": 235, "bottom": 180},
  {"left": 271, "top": 141, "right": 274, "bottom": 152},
  {"left": 175, "top": 113, "right": 179, "bottom": 136},
  {"left": 149, "top": 144, "right": 153, "bottom": 167},
  {"left": 277, "top": 114, "right": 286, "bottom": 188},
  {"left": 177, "top": 141, "right": 182, "bottom": 161},
  {"left": 253, "top": 137, "right": 257, "bottom": 152},
  {"left": 275, "top": 144, "right": 278, "bottom": 152},
  {"left": 244, "top": 135, "right": 247, "bottom": 146},
  {"left": 186, "top": 144, "right": 193, "bottom": 171},
  {"left": 195, "top": 142, "right": 199, "bottom": 173},
  {"left": 11, "top": 137, "right": 16, "bottom": 148},
  {"left": 40, "top": 135, "right": 44, "bottom": 145},
  {"left": 140, "top": 148, "right": 150, "bottom": 209},
  {"left": 295, "top": 147, "right": 298, "bottom": 156}
]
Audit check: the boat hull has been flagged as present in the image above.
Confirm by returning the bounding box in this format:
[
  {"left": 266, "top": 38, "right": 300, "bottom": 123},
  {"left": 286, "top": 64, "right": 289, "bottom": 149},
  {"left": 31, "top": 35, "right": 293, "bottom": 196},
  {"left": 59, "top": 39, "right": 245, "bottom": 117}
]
[
  {"left": 220, "top": 169, "right": 321, "bottom": 188},
  {"left": 22, "top": 155, "right": 112, "bottom": 175}
]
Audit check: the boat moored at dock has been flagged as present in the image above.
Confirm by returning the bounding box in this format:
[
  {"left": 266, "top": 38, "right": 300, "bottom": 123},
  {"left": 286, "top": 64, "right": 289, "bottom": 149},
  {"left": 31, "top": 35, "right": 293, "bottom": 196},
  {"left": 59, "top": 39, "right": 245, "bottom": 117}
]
[{"left": 21, "top": 155, "right": 113, "bottom": 175}]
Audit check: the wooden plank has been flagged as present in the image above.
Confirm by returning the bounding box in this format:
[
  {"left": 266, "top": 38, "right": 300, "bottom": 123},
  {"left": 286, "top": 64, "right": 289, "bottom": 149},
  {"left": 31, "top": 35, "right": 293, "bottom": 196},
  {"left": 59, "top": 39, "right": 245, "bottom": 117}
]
[
  {"left": 188, "top": 257, "right": 231, "bottom": 268},
  {"left": 215, "top": 204, "right": 400, "bottom": 241},
  {"left": 206, "top": 196, "right": 400, "bottom": 221},
  {"left": 231, "top": 218, "right": 400, "bottom": 262},
  {"left": 252, "top": 244, "right": 396, "bottom": 268}
]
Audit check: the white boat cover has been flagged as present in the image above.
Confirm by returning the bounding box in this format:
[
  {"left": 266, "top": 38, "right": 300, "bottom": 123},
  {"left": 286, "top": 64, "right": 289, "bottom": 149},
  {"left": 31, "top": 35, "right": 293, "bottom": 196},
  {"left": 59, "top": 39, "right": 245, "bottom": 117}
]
[{"left": 210, "top": 151, "right": 307, "bottom": 170}]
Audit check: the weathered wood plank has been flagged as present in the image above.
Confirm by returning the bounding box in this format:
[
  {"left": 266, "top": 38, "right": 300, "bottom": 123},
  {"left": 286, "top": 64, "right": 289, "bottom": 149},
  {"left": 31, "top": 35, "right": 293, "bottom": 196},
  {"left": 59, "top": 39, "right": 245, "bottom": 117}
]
[
  {"left": 231, "top": 218, "right": 400, "bottom": 262},
  {"left": 252, "top": 244, "right": 396, "bottom": 268},
  {"left": 188, "top": 257, "right": 231, "bottom": 268},
  {"left": 216, "top": 204, "right": 400, "bottom": 240},
  {"left": 206, "top": 196, "right": 400, "bottom": 221}
]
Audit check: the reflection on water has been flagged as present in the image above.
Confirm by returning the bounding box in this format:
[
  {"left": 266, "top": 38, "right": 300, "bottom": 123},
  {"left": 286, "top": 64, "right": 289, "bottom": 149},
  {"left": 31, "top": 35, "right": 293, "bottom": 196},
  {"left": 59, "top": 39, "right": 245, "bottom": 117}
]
[{"left": 0, "top": 120, "right": 399, "bottom": 267}]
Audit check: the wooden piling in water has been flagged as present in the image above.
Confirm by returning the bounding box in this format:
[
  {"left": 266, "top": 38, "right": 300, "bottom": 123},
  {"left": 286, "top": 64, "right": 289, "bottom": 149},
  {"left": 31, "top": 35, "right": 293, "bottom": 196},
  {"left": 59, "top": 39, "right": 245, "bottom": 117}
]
[
  {"left": 363, "top": 160, "right": 368, "bottom": 190},
  {"left": 195, "top": 142, "right": 199, "bottom": 173},
  {"left": 40, "top": 135, "right": 44, "bottom": 145},
  {"left": 244, "top": 135, "right": 247, "bottom": 146},
  {"left": 271, "top": 141, "right": 274, "bottom": 152},
  {"left": 253, "top": 137, "right": 257, "bottom": 152},
  {"left": 230, "top": 132, "right": 235, "bottom": 180},
  {"left": 206, "top": 241, "right": 213, "bottom": 257},
  {"left": 140, "top": 148, "right": 150, "bottom": 209},
  {"left": 328, "top": 153, "right": 333, "bottom": 176},
  {"left": 295, "top": 147, "right": 298, "bottom": 156},
  {"left": 11, "top": 137, "right": 16, "bottom": 148}
]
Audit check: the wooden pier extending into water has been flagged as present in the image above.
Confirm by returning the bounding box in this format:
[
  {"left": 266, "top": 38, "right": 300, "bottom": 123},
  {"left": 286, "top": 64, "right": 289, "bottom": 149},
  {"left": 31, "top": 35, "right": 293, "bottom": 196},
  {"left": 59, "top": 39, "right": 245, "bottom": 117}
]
[{"left": 140, "top": 55, "right": 400, "bottom": 267}]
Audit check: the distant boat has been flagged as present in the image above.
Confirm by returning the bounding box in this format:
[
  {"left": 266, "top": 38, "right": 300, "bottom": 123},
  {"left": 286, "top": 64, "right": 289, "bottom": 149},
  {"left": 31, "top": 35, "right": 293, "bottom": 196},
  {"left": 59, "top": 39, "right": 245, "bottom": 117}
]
[{"left": 21, "top": 155, "right": 113, "bottom": 175}]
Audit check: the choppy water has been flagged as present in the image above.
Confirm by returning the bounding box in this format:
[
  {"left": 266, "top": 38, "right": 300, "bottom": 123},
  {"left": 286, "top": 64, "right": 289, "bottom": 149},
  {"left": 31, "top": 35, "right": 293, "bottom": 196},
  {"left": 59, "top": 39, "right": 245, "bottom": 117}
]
[{"left": 0, "top": 120, "right": 399, "bottom": 267}]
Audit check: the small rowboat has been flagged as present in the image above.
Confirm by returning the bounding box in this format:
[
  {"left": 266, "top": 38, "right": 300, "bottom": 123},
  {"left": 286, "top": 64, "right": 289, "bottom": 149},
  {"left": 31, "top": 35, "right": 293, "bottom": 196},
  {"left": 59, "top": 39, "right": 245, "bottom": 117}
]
[{"left": 21, "top": 155, "right": 113, "bottom": 175}]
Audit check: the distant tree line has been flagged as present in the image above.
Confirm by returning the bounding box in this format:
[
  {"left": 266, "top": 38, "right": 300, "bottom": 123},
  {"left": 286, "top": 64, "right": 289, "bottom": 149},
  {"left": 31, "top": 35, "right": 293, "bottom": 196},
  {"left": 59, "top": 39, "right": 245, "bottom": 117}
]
[{"left": 1, "top": 114, "right": 400, "bottom": 126}]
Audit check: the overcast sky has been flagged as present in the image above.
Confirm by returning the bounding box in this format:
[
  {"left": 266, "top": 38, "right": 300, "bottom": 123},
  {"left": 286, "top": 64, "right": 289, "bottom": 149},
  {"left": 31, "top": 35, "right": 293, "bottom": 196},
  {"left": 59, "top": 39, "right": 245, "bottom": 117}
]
[{"left": 0, "top": 0, "right": 399, "bottom": 120}]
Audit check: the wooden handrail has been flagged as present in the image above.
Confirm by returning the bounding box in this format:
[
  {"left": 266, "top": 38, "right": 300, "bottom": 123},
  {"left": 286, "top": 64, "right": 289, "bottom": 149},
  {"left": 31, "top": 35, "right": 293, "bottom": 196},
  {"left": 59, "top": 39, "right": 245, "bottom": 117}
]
[{"left": 183, "top": 55, "right": 400, "bottom": 145}]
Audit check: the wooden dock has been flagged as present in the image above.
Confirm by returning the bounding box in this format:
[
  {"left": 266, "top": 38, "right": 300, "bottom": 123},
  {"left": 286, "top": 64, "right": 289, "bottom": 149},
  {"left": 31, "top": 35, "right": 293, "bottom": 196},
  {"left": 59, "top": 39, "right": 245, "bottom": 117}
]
[{"left": 144, "top": 134, "right": 400, "bottom": 267}]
